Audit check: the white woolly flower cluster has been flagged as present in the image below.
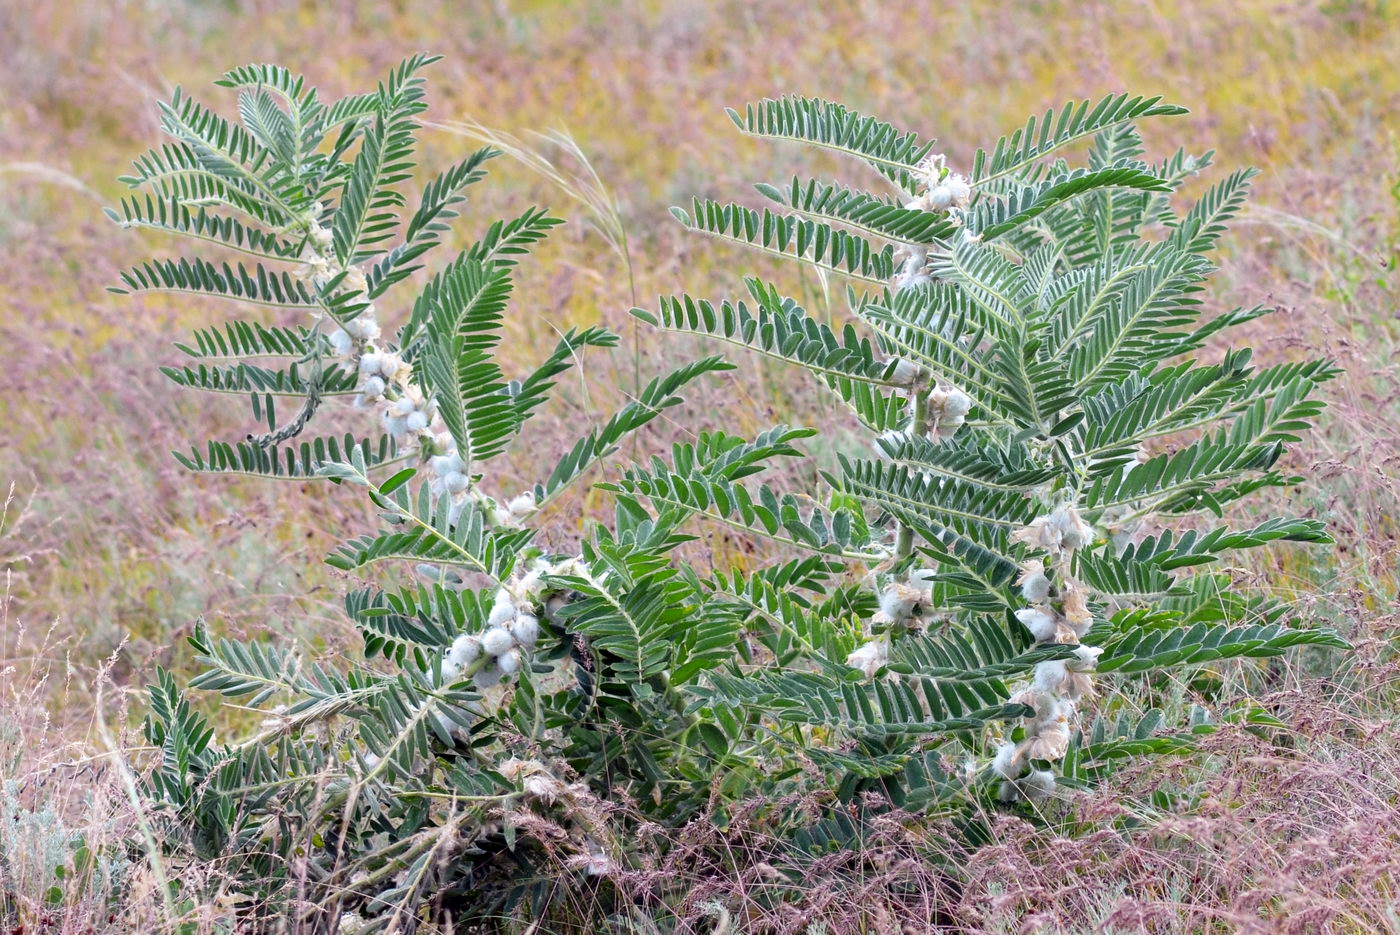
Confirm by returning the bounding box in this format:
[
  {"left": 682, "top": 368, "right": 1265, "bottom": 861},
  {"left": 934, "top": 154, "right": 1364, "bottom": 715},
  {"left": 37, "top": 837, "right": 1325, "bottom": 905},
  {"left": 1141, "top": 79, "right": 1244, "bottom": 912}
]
[
  {"left": 438, "top": 556, "right": 582, "bottom": 690},
  {"left": 846, "top": 571, "right": 936, "bottom": 677},
  {"left": 995, "top": 502, "right": 1103, "bottom": 802},
  {"left": 878, "top": 383, "right": 975, "bottom": 454},
  {"left": 926, "top": 386, "right": 973, "bottom": 440},
  {"left": 297, "top": 215, "right": 540, "bottom": 531},
  {"left": 890, "top": 154, "right": 975, "bottom": 292},
  {"left": 297, "top": 217, "right": 435, "bottom": 451},
  {"left": 297, "top": 216, "right": 383, "bottom": 359},
  {"left": 909, "top": 153, "right": 974, "bottom": 215},
  {"left": 424, "top": 444, "right": 539, "bottom": 529}
]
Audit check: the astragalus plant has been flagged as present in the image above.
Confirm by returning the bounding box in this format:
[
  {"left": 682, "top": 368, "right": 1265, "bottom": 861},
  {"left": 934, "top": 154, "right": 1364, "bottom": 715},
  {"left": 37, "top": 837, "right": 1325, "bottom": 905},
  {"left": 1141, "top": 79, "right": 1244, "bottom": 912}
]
[
  {"left": 109, "top": 57, "right": 740, "bottom": 931},
  {"left": 628, "top": 94, "right": 1346, "bottom": 808},
  {"left": 108, "top": 58, "right": 1349, "bottom": 932}
]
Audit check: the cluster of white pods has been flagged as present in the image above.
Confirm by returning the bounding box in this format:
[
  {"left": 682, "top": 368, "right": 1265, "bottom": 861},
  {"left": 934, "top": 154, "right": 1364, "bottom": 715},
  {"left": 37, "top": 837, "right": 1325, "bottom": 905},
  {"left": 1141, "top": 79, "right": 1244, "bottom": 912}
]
[
  {"left": 994, "top": 503, "right": 1104, "bottom": 802},
  {"left": 296, "top": 216, "right": 538, "bottom": 529}
]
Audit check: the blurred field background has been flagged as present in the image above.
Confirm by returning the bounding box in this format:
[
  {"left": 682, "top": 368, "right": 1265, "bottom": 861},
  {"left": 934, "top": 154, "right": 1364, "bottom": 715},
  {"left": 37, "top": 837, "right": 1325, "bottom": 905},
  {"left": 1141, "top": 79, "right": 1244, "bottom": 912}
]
[{"left": 3, "top": 0, "right": 1400, "bottom": 931}]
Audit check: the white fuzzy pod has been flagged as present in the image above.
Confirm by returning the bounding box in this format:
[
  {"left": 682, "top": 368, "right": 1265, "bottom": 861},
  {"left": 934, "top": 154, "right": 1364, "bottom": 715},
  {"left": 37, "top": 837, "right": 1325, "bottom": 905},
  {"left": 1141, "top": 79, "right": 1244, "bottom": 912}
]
[
  {"left": 991, "top": 740, "right": 1023, "bottom": 779},
  {"left": 944, "top": 174, "right": 973, "bottom": 208},
  {"left": 487, "top": 594, "right": 516, "bottom": 627},
  {"left": 447, "top": 634, "right": 481, "bottom": 669},
  {"left": 481, "top": 627, "right": 515, "bottom": 656},
  {"left": 359, "top": 353, "right": 382, "bottom": 375},
  {"left": 890, "top": 359, "right": 923, "bottom": 387},
  {"left": 405, "top": 411, "right": 429, "bottom": 432},
  {"left": 1051, "top": 505, "right": 1094, "bottom": 550},
  {"left": 393, "top": 397, "right": 416, "bottom": 416},
  {"left": 1021, "top": 769, "right": 1058, "bottom": 801},
  {"left": 444, "top": 472, "right": 469, "bottom": 494},
  {"left": 376, "top": 353, "right": 402, "bottom": 377},
  {"left": 1033, "top": 659, "right": 1068, "bottom": 693},
  {"left": 506, "top": 491, "right": 536, "bottom": 517},
  {"left": 363, "top": 376, "right": 386, "bottom": 398},
  {"left": 496, "top": 649, "right": 522, "bottom": 675},
  {"left": 1069, "top": 644, "right": 1104, "bottom": 672},
  {"left": 523, "top": 774, "right": 564, "bottom": 803},
  {"left": 845, "top": 639, "right": 889, "bottom": 678},
  {"left": 1020, "top": 572, "right": 1051, "bottom": 603},
  {"left": 879, "top": 585, "right": 921, "bottom": 621},
  {"left": 1015, "top": 607, "right": 1059, "bottom": 642},
  {"left": 943, "top": 388, "right": 973, "bottom": 418},
  {"left": 926, "top": 185, "right": 954, "bottom": 210},
  {"left": 329, "top": 329, "right": 353, "bottom": 356},
  {"left": 510, "top": 613, "right": 540, "bottom": 648}
]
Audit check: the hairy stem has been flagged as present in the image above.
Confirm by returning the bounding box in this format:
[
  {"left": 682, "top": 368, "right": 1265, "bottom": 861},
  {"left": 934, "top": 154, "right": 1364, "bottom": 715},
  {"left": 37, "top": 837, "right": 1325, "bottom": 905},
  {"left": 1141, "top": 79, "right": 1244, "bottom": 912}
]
[{"left": 894, "top": 389, "right": 931, "bottom": 561}]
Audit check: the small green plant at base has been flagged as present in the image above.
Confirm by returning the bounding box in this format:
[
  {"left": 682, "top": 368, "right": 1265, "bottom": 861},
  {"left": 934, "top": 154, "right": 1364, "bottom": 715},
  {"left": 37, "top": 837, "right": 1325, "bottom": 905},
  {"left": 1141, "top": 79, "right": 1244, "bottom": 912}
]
[{"left": 110, "top": 59, "right": 1347, "bottom": 932}]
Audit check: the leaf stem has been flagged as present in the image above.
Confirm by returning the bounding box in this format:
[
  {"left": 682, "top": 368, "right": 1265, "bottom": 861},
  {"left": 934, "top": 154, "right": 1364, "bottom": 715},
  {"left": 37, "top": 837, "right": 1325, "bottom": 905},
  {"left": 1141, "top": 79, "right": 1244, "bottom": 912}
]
[{"left": 894, "top": 389, "right": 930, "bottom": 561}]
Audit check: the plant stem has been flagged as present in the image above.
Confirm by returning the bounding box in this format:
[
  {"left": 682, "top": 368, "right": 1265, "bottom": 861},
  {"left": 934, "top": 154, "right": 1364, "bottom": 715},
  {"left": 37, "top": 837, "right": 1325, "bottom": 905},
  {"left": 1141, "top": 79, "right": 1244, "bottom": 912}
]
[{"left": 894, "top": 390, "right": 930, "bottom": 562}]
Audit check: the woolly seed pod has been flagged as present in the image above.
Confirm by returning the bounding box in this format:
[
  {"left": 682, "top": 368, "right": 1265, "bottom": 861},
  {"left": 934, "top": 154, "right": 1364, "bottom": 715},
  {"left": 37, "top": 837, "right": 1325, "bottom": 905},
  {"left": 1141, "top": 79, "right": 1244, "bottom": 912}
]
[
  {"left": 991, "top": 741, "right": 1023, "bottom": 780},
  {"left": 926, "top": 186, "right": 954, "bottom": 210},
  {"left": 487, "top": 594, "right": 516, "bottom": 628},
  {"left": 481, "top": 627, "right": 514, "bottom": 656},
  {"left": 1020, "top": 572, "right": 1051, "bottom": 603},
  {"left": 1015, "top": 607, "right": 1058, "bottom": 642},
  {"left": 1021, "top": 769, "right": 1058, "bottom": 801},
  {"left": 328, "top": 329, "right": 353, "bottom": 357},
  {"left": 1032, "top": 659, "right": 1068, "bottom": 693},
  {"left": 510, "top": 613, "right": 540, "bottom": 648},
  {"left": 447, "top": 634, "right": 481, "bottom": 669}
]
